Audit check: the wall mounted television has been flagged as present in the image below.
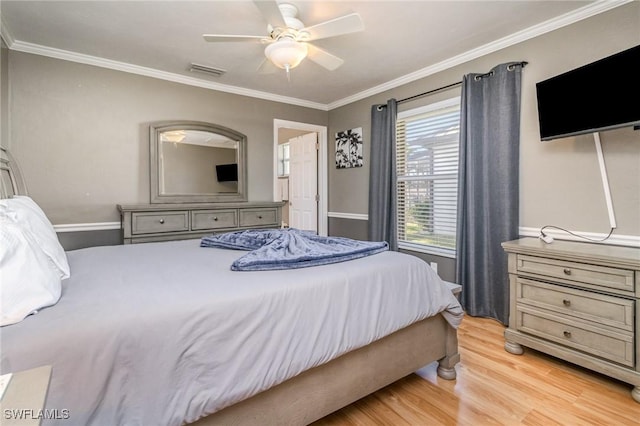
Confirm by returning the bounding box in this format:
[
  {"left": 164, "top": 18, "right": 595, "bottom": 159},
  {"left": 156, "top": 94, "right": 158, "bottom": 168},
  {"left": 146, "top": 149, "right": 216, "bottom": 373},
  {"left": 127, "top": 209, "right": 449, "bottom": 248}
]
[
  {"left": 536, "top": 44, "right": 640, "bottom": 141},
  {"left": 215, "top": 163, "right": 238, "bottom": 182}
]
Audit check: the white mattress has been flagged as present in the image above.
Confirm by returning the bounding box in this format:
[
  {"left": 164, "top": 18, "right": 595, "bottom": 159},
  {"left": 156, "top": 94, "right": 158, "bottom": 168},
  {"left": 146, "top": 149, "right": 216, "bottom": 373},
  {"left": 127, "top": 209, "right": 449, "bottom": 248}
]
[{"left": 0, "top": 239, "right": 463, "bottom": 425}]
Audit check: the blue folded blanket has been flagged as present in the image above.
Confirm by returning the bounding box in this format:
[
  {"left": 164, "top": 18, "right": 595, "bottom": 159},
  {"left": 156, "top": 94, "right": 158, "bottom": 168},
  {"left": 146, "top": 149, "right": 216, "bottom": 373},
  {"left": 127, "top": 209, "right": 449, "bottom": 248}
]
[{"left": 200, "top": 228, "right": 389, "bottom": 271}]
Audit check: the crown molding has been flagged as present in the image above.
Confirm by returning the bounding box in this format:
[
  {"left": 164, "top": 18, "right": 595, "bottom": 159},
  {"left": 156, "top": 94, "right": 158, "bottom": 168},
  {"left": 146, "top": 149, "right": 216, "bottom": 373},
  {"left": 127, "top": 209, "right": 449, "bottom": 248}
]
[
  {"left": 7, "top": 40, "right": 328, "bottom": 111},
  {"left": 327, "top": 0, "right": 633, "bottom": 110},
  {"left": 2, "top": 0, "right": 631, "bottom": 111}
]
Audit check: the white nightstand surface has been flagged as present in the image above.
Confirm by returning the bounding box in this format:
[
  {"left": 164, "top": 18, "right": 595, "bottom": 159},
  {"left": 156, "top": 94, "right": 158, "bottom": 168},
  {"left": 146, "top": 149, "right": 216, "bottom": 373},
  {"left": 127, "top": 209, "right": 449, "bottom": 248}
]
[{"left": 0, "top": 366, "right": 52, "bottom": 426}]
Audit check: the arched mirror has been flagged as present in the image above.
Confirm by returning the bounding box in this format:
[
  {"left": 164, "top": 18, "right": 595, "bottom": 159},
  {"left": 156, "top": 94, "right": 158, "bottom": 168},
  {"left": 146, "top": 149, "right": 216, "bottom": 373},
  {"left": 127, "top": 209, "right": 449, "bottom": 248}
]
[{"left": 150, "top": 121, "right": 247, "bottom": 203}]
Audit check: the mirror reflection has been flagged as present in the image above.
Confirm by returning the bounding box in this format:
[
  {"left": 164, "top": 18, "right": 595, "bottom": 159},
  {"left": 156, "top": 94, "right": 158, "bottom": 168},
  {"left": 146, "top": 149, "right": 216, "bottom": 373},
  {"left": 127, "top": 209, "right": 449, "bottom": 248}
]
[
  {"left": 160, "top": 130, "right": 238, "bottom": 195},
  {"left": 150, "top": 121, "right": 247, "bottom": 204}
]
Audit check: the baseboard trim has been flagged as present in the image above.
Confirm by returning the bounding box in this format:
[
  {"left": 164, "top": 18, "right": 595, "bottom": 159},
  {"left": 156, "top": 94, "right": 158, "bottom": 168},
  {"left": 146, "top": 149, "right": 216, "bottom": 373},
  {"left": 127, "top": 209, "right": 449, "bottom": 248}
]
[
  {"left": 328, "top": 212, "right": 368, "bottom": 221},
  {"left": 519, "top": 226, "right": 640, "bottom": 248},
  {"left": 54, "top": 222, "right": 121, "bottom": 233}
]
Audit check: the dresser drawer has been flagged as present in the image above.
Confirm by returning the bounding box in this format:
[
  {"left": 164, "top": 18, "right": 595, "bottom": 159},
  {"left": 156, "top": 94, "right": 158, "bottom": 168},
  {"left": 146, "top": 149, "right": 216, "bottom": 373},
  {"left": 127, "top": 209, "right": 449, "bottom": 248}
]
[
  {"left": 191, "top": 210, "right": 238, "bottom": 231},
  {"left": 517, "top": 254, "right": 635, "bottom": 292},
  {"left": 239, "top": 208, "right": 278, "bottom": 227},
  {"left": 517, "top": 307, "right": 634, "bottom": 367},
  {"left": 132, "top": 211, "right": 189, "bottom": 234},
  {"left": 516, "top": 278, "right": 635, "bottom": 331}
]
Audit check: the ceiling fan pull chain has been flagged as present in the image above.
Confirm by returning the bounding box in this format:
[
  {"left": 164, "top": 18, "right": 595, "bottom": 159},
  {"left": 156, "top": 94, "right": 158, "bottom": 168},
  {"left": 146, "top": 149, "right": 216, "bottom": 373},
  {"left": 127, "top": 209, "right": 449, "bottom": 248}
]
[{"left": 285, "top": 64, "right": 292, "bottom": 83}]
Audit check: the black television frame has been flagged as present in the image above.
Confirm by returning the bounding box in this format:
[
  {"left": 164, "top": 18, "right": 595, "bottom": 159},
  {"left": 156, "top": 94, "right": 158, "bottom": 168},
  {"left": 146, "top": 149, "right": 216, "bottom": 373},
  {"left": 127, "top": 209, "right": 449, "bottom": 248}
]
[
  {"left": 216, "top": 163, "right": 238, "bottom": 182},
  {"left": 536, "top": 44, "right": 640, "bottom": 141}
]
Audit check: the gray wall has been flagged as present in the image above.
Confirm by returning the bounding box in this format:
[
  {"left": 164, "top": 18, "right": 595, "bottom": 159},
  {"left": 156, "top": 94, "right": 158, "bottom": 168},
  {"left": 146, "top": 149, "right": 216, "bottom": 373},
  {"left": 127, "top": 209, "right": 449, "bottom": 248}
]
[
  {"left": 329, "top": 3, "right": 640, "bottom": 234},
  {"left": 328, "top": 217, "right": 368, "bottom": 241},
  {"left": 57, "top": 229, "right": 122, "bottom": 251},
  {"left": 327, "top": 3, "right": 640, "bottom": 281},
  {"left": 4, "top": 4, "right": 639, "bottom": 263},
  {"left": 6, "top": 51, "right": 327, "bottom": 225},
  {"left": 163, "top": 144, "right": 237, "bottom": 194}
]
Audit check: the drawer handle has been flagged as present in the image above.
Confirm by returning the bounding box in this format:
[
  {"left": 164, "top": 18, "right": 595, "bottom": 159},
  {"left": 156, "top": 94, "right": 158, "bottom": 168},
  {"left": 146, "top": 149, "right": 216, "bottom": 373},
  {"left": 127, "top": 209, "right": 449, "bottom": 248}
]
[
  {"left": 563, "top": 331, "right": 572, "bottom": 338},
  {"left": 257, "top": 215, "right": 263, "bottom": 219},
  {"left": 562, "top": 299, "right": 571, "bottom": 307},
  {"left": 159, "top": 219, "right": 165, "bottom": 224},
  {"left": 563, "top": 268, "right": 572, "bottom": 275},
  {"left": 212, "top": 217, "right": 218, "bottom": 221}
]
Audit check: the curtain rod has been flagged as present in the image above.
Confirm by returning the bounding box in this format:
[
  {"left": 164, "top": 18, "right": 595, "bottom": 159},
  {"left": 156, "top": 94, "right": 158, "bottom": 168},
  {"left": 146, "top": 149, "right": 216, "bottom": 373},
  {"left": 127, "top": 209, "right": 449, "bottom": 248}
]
[
  {"left": 377, "top": 81, "right": 461, "bottom": 109},
  {"left": 398, "top": 81, "right": 462, "bottom": 104},
  {"left": 390, "top": 61, "right": 529, "bottom": 106}
]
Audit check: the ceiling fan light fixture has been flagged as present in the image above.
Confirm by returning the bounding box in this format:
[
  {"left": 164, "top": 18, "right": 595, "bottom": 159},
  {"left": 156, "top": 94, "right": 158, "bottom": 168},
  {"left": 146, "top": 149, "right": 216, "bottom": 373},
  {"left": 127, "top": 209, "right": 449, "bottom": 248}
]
[
  {"left": 161, "top": 131, "right": 186, "bottom": 143},
  {"left": 264, "top": 39, "right": 308, "bottom": 70}
]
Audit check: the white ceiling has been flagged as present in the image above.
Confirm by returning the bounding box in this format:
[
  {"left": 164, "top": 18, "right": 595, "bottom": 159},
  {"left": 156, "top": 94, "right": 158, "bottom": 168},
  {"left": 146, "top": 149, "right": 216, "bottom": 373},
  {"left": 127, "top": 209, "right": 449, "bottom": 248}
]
[{"left": 0, "top": 1, "right": 626, "bottom": 109}]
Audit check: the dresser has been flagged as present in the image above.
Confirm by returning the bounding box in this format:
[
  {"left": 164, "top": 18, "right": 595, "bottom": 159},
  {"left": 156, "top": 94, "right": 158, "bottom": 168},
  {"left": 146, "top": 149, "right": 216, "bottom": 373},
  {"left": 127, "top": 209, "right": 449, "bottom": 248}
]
[
  {"left": 502, "top": 237, "right": 640, "bottom": 403},
  {"left": 118, "top": 202, "right": 283, "bottom": 244}
]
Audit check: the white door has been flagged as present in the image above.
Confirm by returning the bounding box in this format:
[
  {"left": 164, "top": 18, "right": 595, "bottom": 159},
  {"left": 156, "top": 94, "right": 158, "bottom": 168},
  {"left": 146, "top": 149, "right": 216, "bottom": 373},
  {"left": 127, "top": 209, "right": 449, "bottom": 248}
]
[{"left": 289, "top": 132, "right": 318, "bottom": 232}]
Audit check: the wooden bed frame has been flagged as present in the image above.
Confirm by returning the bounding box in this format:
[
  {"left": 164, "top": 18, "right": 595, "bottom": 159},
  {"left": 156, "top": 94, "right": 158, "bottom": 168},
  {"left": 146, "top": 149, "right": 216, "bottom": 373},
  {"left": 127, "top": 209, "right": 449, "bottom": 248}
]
[
  {"left": 196, "top": 314, "right": 459, "bottom": 425},
  {"left": 0, "top": 146, "right": 460, "bottom": 425}
]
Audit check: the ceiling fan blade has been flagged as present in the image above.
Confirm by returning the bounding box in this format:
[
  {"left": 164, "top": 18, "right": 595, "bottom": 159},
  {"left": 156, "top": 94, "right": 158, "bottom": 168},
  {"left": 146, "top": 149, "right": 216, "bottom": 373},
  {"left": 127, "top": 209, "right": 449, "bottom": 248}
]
[
  {"left": 306, "top": 43, "right": 344, "bottom": 71},
  {"left": 257, "top": 58, "right": 278, "bottom": 74},
  {"left": 203, "top": 34, "right": 266, "bottom": 43},
  {"left": 253, "top": 0, "right": 287, "bottom": 28},
  {"left": 301, "top": 13, "right": 364, "bottom": 41}
]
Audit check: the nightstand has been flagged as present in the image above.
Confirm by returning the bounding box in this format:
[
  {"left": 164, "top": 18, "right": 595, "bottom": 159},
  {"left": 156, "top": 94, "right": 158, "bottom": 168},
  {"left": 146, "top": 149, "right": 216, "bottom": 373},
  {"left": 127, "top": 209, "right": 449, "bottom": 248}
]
[
  {"left": 0, "top": 366, "right": 52, "bottom": 425},
  {"left": 502, "top": 238, "right": 640, "bottom": 403}
]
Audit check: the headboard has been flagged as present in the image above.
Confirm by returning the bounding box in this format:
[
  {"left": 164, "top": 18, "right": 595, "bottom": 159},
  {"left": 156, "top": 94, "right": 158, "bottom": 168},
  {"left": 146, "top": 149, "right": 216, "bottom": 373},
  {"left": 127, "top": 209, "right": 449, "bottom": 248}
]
[{"left": 0, "top": 146, "right": 28, "bottom": 199}]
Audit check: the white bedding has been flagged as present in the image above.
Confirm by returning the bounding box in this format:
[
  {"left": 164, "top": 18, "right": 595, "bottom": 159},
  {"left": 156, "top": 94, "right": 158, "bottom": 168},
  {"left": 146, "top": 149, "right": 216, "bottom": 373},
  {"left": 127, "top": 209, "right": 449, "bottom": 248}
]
[{"left": 0, "top": 239, "right": 463, "bottom": 425}]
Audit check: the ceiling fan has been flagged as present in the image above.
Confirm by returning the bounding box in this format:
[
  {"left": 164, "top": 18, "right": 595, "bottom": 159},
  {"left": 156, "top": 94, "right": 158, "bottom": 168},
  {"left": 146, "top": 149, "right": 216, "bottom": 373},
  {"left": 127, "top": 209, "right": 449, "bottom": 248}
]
[{"left": 203, "top": 1, "right": 365, "bottom": 77}]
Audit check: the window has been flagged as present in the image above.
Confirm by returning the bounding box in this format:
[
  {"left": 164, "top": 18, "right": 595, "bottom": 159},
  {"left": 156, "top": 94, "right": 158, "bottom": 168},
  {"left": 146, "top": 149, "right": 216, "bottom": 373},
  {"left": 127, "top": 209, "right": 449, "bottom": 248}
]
[
  {"left": 396, "top": 98, "right": 460, "bottom": 257},
  {"left": 277, "top": 142, "right": 290, "bottom": 176}
]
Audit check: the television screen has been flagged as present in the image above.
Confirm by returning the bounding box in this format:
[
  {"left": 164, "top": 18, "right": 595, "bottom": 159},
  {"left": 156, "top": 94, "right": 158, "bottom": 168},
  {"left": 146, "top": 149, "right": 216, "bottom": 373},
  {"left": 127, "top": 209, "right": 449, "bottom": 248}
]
[
  {"left": 536, "top": 44, "right": 640, "bottom": 141},
  {"left": 216, "top": 163, "right": 238, "bottom": 182}
]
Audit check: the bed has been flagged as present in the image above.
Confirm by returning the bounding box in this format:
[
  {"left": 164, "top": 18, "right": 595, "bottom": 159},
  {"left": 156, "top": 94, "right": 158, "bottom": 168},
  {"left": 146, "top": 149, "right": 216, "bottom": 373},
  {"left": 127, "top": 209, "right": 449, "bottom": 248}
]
[{"left": 0, "top": 146, "right": 463, "bottom": 425}]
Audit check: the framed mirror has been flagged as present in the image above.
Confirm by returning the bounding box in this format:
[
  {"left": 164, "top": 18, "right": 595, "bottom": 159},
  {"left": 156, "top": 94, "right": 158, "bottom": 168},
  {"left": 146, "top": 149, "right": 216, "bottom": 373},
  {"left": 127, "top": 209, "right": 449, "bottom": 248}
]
[{"left": 150, "top": 121, "right": 247, "bottom": 203}]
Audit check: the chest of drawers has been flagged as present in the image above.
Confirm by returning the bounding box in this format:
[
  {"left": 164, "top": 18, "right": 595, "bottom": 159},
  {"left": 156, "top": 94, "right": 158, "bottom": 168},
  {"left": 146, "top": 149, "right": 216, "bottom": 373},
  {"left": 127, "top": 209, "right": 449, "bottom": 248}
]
[
  {"left": 118, "top": 202, "right": 283, "bottom": 244},
  {"left": 502, "top": 237, "right": 640, "bottom": 403}
]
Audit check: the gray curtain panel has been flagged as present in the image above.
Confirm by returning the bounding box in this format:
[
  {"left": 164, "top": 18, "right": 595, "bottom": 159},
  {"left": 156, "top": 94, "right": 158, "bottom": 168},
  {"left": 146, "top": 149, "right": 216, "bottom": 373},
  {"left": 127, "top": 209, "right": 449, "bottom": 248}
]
[
  {"left": 456, "top": 62, "right": 523, "bottom": 324},
  {"left": 368, "top": 99, "right": 398, "bottom": 250}
]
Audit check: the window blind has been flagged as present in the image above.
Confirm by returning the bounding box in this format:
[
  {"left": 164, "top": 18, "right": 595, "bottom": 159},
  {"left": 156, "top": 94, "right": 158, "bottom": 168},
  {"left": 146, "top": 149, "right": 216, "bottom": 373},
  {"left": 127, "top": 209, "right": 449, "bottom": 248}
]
[{"left": 396, "top": 103, "right": 460, "bottom": 253}]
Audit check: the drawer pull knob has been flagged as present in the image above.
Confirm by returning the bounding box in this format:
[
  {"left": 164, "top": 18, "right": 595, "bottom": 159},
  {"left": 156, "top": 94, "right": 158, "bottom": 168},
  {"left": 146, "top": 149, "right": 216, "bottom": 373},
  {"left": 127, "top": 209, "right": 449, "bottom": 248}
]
[
  {"left": 563, "top": 268, "right": 572, "bottom": 275},
  {"left": 562, "top": 299, "right": 571, "bottom": 307},
  {"left": 213, "top": 217, "right": 218, "bottom": 221},
  {"left": 258, "top": 215, "right": 263, "bottom": 219},
  {"left": 563, "top": 331, "right": 572, "bottom": 338},
  {"left": 159, "top": 219, "right": 165, "bottom": 224}
]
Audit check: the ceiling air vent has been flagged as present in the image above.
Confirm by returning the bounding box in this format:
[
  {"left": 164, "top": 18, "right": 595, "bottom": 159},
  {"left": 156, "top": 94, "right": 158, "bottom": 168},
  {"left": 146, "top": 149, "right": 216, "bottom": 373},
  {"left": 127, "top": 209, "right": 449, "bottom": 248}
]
[{"left": 189, "top": 63, "right": 226, "bottom": 77}]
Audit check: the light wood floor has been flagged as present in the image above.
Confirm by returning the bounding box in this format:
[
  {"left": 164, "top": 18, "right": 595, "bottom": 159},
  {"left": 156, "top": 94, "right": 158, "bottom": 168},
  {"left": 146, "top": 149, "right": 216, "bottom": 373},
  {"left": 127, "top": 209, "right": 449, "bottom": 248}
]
[{"left": 312, "top": 315, "right": 640, "bottom": 425}]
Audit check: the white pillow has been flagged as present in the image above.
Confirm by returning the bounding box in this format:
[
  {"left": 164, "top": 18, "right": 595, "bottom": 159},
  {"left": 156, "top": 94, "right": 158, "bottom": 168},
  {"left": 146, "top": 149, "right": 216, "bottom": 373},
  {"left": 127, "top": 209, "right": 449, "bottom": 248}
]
[
  {"left": 0, "top": 196, "right": 70, "bottom": 279},
  {"left": 0, "top": 215, "right": 62, "bottom": 326}
]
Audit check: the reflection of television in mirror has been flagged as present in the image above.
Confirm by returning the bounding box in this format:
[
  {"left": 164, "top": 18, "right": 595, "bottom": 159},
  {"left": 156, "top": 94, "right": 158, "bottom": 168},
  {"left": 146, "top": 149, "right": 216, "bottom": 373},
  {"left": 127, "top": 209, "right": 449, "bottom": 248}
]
[{"left": 216, "top": 163, "right": 238, "bottom": 182}]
